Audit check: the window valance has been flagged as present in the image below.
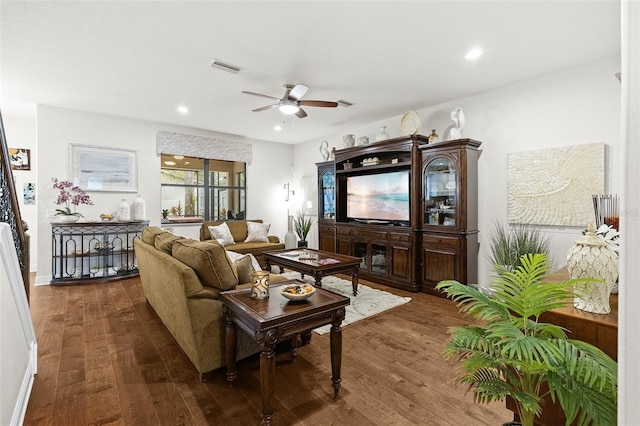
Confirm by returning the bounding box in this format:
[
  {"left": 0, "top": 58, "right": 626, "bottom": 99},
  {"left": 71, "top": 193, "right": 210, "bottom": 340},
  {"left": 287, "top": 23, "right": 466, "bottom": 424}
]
[{"left": 156, "top": 131, "right": 252, "bottom": 164}]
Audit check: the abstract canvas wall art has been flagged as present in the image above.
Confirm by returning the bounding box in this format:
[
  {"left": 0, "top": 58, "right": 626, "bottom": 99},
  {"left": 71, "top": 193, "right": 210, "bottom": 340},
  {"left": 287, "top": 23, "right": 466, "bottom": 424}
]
[{"left": 508, "top": 143, "right": 605, "bottom": 227}]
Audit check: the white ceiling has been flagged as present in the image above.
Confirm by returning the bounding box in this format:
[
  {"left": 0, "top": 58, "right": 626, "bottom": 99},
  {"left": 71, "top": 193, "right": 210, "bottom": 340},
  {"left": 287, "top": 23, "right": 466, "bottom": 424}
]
[{"left": 0, "top": 1, "right": 620, "bottom": 144}]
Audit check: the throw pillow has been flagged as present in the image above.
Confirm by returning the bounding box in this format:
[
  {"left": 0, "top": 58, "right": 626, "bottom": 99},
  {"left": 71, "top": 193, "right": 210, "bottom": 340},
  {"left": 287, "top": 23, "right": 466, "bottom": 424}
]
[
  {"left": 233, "top": 254, "right": 256, "bottom": 283},
  {"left": 244, "top": 221, "right": 270, "bottom": 243},
  {"left": 227, "top": 250, "right": 262, "bottom": 272},
  {"left": 172, "top": 239, "right": 238, "bottom": 291},
  {"left": 208, "top": 222, "right": 235, "bottom": 246}
]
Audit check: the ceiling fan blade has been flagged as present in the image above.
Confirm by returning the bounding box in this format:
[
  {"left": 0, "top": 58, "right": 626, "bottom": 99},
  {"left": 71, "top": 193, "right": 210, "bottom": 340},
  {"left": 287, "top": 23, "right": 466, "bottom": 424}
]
[
  {"left": 295, "top": 108, "right": 308, "bottom": 118},
  {"left": 252, "top": 104, "right": 278, "bottom": 112},
  {"left": 299, "top": 100, "right": 339, "bottom": 108},
  {"left": 242, "top": 91, "right": 280, "bottom": 101},
  {"left": 288, "top": 84, "right": 309, "bottom": 100}
]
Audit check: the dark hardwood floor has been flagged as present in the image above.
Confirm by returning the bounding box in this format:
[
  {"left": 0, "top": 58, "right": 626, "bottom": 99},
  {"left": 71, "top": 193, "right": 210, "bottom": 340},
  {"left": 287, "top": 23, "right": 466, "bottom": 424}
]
[{"left": 24, "top": 274, "right": 512, "bottom": 425}]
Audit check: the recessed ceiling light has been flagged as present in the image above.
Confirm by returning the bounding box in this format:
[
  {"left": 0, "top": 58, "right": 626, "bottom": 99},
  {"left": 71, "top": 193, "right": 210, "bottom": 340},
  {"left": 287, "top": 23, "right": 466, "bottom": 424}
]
[
  {"left": 177, "top": 105, "right": 189, "bottom": 114},
  {"left": 163, "top": 160, "right": 176, "bottom": 166},
  {"left": 465, "top": 48, "right": 483, "bottom": 60},
  {"left": 274, "top": 125, "right": 283, "bottom": 131},
  {"left": 173, "top": 155, "right": 184, "bottom": 160}
]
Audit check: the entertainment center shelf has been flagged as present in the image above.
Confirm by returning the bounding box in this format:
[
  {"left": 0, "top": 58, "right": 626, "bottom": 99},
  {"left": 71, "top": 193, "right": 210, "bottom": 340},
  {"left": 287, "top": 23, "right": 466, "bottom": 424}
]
[{"left": 318, "top": 135, "right": 482, "bottom": 295}]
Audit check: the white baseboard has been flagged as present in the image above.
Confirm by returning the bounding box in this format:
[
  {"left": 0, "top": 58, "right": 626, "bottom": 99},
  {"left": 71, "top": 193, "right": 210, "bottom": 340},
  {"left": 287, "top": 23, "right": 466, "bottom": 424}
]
[{"left": 34, "top": 275, "right": 51, "bottom": 286}]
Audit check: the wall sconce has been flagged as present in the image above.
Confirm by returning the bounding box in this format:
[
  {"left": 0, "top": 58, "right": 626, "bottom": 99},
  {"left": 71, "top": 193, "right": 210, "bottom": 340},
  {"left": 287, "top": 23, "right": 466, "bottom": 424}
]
[{"left": 283, "top": 183, "right": 295, "bottom": 202}]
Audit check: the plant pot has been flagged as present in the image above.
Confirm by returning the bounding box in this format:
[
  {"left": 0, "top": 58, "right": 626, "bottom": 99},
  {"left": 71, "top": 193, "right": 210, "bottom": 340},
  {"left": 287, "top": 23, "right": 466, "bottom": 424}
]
[
  {"left": 297, "top": 240, "right": 308, "bottom": 248},
  {"left": 52, "top": 215, "right": 80, "bottom": 223}
]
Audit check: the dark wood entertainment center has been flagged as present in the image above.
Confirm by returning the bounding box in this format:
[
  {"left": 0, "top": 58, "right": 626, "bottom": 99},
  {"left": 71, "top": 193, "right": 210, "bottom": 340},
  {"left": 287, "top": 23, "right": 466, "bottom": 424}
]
[{"left": 316, "top": 135, "right": 482, "bottom": 294}]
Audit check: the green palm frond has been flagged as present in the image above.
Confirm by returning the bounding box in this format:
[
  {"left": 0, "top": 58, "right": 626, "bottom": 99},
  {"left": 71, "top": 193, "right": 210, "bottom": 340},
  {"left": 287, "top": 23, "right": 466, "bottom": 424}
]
[{"left": 436, "top": 253, "right": 617, "bottom": 426}]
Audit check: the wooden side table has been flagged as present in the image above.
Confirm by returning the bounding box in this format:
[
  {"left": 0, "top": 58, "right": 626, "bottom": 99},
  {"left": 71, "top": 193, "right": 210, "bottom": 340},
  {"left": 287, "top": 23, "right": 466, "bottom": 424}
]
[{"left": 221, "top": 280, "right": 350, "bottom": 426}]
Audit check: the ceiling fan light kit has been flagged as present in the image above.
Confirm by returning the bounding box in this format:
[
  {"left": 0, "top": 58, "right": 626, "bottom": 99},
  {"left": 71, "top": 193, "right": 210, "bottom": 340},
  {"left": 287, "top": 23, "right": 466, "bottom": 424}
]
[
  {"left": 278, "top": 100, "right": 300, "bottom": 115},
  {"left": 242, "top": 83, "right": 338, "bottom": 119}
]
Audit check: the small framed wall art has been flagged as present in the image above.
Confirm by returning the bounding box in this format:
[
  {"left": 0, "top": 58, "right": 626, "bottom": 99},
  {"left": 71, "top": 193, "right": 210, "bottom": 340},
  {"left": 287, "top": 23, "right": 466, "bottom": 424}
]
[{"left": 9, "top": 148, "right": 31, "bottom": 170}]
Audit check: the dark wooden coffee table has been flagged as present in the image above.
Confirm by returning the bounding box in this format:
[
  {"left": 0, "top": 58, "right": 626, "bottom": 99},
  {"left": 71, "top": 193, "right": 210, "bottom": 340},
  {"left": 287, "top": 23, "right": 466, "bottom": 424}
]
[
  {"left": 263, "top": 248, "right": 361, "bottom": 295},
  {"left": 221, "top": 280, "right": 349, "bottom": 426}
]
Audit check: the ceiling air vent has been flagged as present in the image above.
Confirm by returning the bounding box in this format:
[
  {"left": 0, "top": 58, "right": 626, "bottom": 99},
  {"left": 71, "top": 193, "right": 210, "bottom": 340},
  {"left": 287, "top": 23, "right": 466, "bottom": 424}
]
[
  {"left": 337, "top": 99, "right": 354, "bottom": 108},
  {"left": 209, "top": 59, "right": 242, "bottom": 74}
]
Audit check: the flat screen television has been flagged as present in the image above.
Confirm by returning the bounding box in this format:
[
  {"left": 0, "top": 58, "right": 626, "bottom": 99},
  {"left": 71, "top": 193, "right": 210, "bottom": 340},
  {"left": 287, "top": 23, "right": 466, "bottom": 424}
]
[{"left": 346, "top": 170, "right": 410, "bottom": 223}]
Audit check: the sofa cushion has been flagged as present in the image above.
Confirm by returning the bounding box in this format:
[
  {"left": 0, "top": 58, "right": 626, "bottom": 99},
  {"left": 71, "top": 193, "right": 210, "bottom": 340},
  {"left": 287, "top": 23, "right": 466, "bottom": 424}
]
[
  {"left": 208, "top": 222, "right": 235, "bottom": 246},
  {"left": 226, "top": 220, "right": 252, "bottom": 242},
  {"left": 142, "top": 226, "right": 166, "bottom": 245},
  {"left": 244, "top": 221, "right": 270, "bottom": 243},
  {"left": 172, "top": 239, "right": 238, "bottom": 291},
  {"left": 154, "top": 232, "right": 185, "bottom": 255}
]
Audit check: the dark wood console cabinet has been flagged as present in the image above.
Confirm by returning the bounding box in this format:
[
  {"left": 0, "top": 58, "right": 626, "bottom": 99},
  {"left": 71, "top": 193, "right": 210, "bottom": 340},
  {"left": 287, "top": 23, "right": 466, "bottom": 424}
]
[{"left": 317, "top": 136, "right": 481, "bottom": 294}]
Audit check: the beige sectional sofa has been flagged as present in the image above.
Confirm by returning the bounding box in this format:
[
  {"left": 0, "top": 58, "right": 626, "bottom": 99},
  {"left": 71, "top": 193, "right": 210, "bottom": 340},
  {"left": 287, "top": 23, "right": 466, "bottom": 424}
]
[
  {"left": 199, "top": 219, "right": 285, "bottom": 268},
  {"left": 134, "top": 226, "right": 286, "bottom": 379}
]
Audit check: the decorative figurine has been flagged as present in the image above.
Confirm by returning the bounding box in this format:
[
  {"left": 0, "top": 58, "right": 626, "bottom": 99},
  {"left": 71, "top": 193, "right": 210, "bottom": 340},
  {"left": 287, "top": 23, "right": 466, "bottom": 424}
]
[
  {"left": 449, "top": 107, "right": 465, "bottom": 140},
  {"left": 319, "top": 140, "right": 331, "bottom": 160}
]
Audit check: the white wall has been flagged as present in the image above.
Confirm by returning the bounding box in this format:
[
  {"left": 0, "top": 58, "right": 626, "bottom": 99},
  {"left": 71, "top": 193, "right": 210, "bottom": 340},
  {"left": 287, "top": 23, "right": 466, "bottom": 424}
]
[
  {"left": 294, "top": 56, "right": 622, "bottom": 288},
  {"left": 35, "top": 106, "right": 293, "bottom": 283},
  {"left": 2, "top": 110, "right": 38, "bottom": 271}
]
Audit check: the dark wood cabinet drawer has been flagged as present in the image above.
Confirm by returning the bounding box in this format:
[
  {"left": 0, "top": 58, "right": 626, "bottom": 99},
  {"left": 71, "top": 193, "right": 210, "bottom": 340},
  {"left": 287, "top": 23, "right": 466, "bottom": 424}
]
[
  {"left": 423, "top": 234, "right": 459, "bottom": 247},
  {"left": 351, "top": 230, "right": 387, "bottom": 239},
  {"left": 389, "top": 232, "right": 411, "bottom": 242},
  {"left": 319, "top": 224, "right": 334, "bottom": 233},
  {"left": 336, "top": 227, "right": 351, "bottom": 235}
]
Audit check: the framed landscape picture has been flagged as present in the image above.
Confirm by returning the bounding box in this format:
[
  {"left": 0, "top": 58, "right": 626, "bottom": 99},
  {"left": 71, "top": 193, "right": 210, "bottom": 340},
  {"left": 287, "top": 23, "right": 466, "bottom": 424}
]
[
  {"left": 9, "top": 148, "right": 31, "bottom": 170},
  {"left": 70, "top": 144, "right": 138, "bottom": 192}
]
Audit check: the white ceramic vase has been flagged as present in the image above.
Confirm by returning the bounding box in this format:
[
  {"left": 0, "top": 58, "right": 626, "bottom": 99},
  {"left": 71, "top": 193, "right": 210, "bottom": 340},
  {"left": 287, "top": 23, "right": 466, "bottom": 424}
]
[
  {"left": 376, "top": 126, "right": 389, "bottom": 142},
  {"left": 343, "top": 134, "right": 355, "bottom": 148},
  {"left": 284, "top": 215, "right": 297, "bottom": 249},
  {"left": 566, "top": 226, "right": 619, "bottom": 314},
  {"left": 131, "top": 194, "right": 146, "bottom": 220},
  {"left": 117, "top": 199, "right": 131, "bottom": 221}
]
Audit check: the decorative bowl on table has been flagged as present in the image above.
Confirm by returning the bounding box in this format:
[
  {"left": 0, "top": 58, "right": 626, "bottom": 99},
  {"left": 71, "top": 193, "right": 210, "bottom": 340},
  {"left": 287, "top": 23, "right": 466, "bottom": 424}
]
[
  {"left": 280, "top": 283, "right": 316, "bottom": 301},
  {"left": 100, "top": 213, "right": 114, "bottom": 221}
]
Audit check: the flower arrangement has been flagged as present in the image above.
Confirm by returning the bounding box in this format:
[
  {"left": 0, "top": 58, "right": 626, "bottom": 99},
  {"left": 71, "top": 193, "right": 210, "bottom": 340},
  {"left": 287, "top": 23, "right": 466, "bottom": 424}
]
[{"left": 52, "top": 178, "right": 93, "bottom": 217}]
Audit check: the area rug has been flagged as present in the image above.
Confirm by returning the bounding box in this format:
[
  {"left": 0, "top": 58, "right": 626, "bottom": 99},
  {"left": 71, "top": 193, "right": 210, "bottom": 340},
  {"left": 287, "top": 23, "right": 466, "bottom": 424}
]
[{"left": 281, "top": 272, "right": 412, "bottom": 335}]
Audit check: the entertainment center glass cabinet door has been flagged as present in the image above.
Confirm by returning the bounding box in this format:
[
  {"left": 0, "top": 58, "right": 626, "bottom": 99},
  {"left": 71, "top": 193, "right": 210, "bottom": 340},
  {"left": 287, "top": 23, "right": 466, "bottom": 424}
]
[
  {"left": 424, "top": 158, "right": 458, "bottom": 227},
  {"left": 316, "top": 161, "right": 336, "bottom": 252},
  {"left": 51, "top": 220, "right": 149, "bottom": 285},
  {"left": 420, "top": 139, "right": 482, "bottom": 292}
]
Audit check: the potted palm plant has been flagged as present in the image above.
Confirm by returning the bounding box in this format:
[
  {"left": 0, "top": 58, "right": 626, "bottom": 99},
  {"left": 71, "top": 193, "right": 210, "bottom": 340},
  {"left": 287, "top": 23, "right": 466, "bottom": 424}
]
[
  {"left": 293, "top": 209, "right": 314, "bottom": 248},
  {"left": 436, "top": 253, "right": 617, "bottom": 426}
]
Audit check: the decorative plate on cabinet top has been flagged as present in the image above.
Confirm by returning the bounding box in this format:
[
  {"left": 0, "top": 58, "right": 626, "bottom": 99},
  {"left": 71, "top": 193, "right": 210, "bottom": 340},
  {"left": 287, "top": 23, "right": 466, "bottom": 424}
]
[{"left": 399, "top": 110, "right": 421, "bottom": 136}]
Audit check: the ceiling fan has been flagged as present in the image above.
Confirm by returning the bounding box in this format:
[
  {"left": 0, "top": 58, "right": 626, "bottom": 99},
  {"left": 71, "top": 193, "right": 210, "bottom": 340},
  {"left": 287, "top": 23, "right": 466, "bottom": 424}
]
[{"left": 242, "top": 84, "right": 338, "bottom": 118}]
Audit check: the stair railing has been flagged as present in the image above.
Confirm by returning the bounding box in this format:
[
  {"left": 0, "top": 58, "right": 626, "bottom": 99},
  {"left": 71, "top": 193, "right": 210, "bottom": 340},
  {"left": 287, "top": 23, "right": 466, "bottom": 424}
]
[{"left": 0, "top": 109, "right": 31, "bottom": 302}]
